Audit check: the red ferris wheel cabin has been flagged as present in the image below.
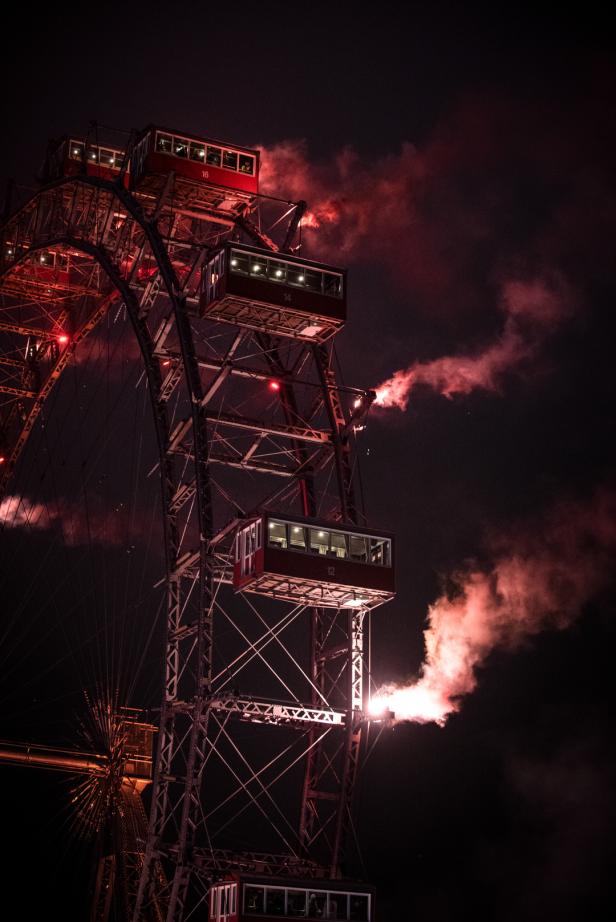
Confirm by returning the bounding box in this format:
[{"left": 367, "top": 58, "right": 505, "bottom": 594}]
[
  {"left": 202, "top": 243, "right": 346, "bottom": 342},
  {"left": 44, "top": 137, "right": 130, "bottom": 187},
  {"left": 209, "top": 873, "right": 374, "bottom": 922},
  {"left": 2, "top": 246, "right": 72, "bottom": 293},
  {"left": 129, "top": 125, "right": 259, "bottom": 196},
  {"left": 233, "top": 514, "right": 394, "bottom": 610}
]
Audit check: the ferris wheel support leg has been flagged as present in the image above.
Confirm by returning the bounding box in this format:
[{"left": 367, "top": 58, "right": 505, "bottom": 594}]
[
  {"left": 122, "top": 209, "right": 214, "bottom": 922},
  {"left": 330, "top": 608, "right": 364, "bottom": 876}
]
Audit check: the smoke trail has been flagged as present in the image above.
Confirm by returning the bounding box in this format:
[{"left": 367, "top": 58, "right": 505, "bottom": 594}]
[
  {"left": 0, "top": 494, "right": 50, "bottom": 529},
  {"left": 0, "top": 493, "right": 142, "bottom": 547},
  {"left": 375, "top": 275, "right": 572, "bottom": 409},
  {"left": 370, "top": 488, "right": 616, "bottom": 725}
]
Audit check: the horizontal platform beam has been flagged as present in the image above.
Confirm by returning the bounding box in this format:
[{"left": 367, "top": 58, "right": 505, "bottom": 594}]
[
  {"left": 208, "top": 410, "right": 331, "bottom": 444},
  {"left": 188, "top": 847, "right": 326, "bottom": 879},
  {"left": 171, "top": 445, "right": 296, "bottom": 477},
  {"left": 208, "top": 696, "right": 346, "bottom": 728},
  {"left": 168, "top": 412, "right": 332, "bottom": 448},
  {"left": 158, "top": 351, "right": 371, "bottom": 402},
  {"left": 0, "top": 320, "right": 54, "bottom": 339},
  {"left": 0, "top": 384, "right": 36, "bottom": 398}
]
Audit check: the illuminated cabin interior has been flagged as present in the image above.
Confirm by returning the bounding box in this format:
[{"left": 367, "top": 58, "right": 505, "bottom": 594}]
[
  {"left": 66, "top": 139, "right": 127, "bottom": 171},
  {"left": 1, "top": 243, "right": 79, "bottom": 300},
  {"left": 3, "top": 246, "right": 69, "bottom": 272},
  {"left": 129, "top": 126, "right": 259, "bottom": 217},
  {"left": 209, "top": 874, "right": 373, "bottom": 922},
  {"left": 201, "top": 243, "right": 346, "bottom": 342},
  {"left": 45, "top": 137, "right": 129, "bottom": 185},
  {"left": 233, "top": 514, "right": 394, "bottom": 610},
  {"left": 152, "top": 129, "right": 257, "bottom": 180}
]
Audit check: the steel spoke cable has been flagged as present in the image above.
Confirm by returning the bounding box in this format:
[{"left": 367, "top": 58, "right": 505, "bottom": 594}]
[
  {"left": 210, "top": 603, "right": 304, "bottom": 687},
  {"left": 21, "top": 312, "right": 155, "bottom": 700},
  {"left": 0, "top": 535, "right": 161, "bottom": 701},
  {"left": 213, "top": 598, "right": 302, "bottom": 702},
  {"left": 206, "top": 711, "right": 300, "bottom": 857},
  {"left": 212, "top": 726, "right": 332, "bottom": 841},
  {"left": 204, "top": 726, "right": 310, "bottom": 822},
  {"left": 205, "top": 715, "right": 303, "bottom": 847},
  {"left": 240, "top": 592, "right": 331, "bottom": 708},
  {"left": 117, "top": 341, "right": 157, "bottom": 705},
  {"left": 0, "top": 352, "right": 109, "bottom": 684}
]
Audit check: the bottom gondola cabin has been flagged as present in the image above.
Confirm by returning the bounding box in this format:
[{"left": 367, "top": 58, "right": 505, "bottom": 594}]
[{"left": 209, "top": 874, "right": 374, "bottom": 922}]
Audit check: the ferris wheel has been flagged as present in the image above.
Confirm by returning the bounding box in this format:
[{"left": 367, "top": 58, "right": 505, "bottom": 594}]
[{"left": 0, "top": 124, "right": 395, "bottom": 922}]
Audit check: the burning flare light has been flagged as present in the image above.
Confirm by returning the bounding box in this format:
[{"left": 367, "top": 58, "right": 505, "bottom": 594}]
[{"left": 370, "top": 488, "right": 616, "bottom": 725}]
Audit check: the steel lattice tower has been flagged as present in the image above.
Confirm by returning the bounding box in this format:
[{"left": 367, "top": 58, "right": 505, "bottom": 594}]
[{"left": 0, "top": 126, "right": 392, "bottom": 922}]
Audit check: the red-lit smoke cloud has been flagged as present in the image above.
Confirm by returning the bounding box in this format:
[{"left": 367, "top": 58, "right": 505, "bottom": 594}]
[
  {"left": 370, "top": 488, "right": 616, "bottom": 725},
  {"left": 260, "top": 93, "right": 612, "bottom": 406},
  {"left": 374, "top": 274, "right": 572, "bottom": 408},
  {"left": 259, "top": 138, "right": 424, "bottom": 275},
  {"left": 0, "top": 493, "right": 148, "bottom": 547},
  {"left": 260, "top": 93, "right": 613, "bottom": 305}
]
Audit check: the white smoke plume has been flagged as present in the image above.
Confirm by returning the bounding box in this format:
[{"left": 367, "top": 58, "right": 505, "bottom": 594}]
[
  {"left": 370, "top": 488, "right": 616, "bottom": 725},
  {"left": 375, "top": 275, "right": 573, "bottom": 409}
]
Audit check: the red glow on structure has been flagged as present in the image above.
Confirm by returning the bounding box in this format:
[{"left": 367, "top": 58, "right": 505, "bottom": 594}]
[
  {"left": 57, "top": 333, "right": 70, "bottom": 345},
  {"left": 0, "top": 456, "right": 5, "bottom": 465},
  {"left": 268, "top": 380, "right": 281, "bottom": 392}
]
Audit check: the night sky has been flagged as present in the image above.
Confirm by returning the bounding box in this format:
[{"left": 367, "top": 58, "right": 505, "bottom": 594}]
[{"left": 1, "top": 5, "right": 615, "bottom": 921}]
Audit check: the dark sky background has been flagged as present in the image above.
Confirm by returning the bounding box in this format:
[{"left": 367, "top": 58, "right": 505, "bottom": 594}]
[{"left": 1, "top": 4, "right": 615, "bottom": 921}]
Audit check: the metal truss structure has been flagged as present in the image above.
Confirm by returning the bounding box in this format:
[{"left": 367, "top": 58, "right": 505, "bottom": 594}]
[{"left": 0, "top": 144, "right": 383, "bottom": 922}]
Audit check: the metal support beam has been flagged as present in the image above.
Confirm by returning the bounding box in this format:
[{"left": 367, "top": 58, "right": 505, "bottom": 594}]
[
  {"left": 168, "top": 411, "right": 332, "bottom": 448},
  {"left": 0, "top": 740, "right": 107, "bottom": 775},
  {"left": 207, "top": 696, "right": 346, "bottom": 728}
]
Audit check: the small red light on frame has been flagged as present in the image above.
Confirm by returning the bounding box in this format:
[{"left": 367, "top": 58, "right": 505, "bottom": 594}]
[
  {"left": 268, "top": 380, "right": 281, "bottom": 392},
  {"left": 57, "top": 333, "right": 70, "bottom": 345},
  {"left": 0, "top": 456, "right": 6, "bottom": 465}
]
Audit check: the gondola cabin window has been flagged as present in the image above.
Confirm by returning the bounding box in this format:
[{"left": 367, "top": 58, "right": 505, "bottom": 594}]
[
  {"left": 228, "top": 882, "right": 371, "bottom": 920},
  {"left": 67, "top": 140, "right": 126, "bottom": 172},
  {"left": 154, "top": 131, "right": 256, "bottom": 176},
  {"left": 266, "top": 520, "right": 391, "bottom": 568},
  {"left": 211, "top": 882, "right": 238, "bottom": 921},
  {"left": 233, "top": 514, "right": 395, "bottom": 611},
  {"left": 228, "top": 248, "right": 343, "bottom": 298},
  {"left": 235, "top": 519, "right": 263, "bottom": 578}
]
